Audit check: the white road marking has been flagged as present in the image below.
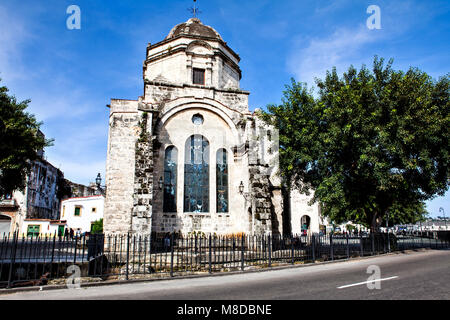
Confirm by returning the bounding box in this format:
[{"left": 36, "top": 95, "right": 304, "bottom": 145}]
[{"left": 337, "top": 276, "right": 399, "bottom": 289}]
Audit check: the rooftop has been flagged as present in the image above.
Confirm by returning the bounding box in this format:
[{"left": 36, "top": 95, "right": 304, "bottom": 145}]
[{"left": 166, "top": 18, "right": 223, "bottom": 41}]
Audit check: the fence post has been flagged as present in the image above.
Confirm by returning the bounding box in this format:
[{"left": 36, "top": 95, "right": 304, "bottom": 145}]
[
  {"left": 345, "top": 233, "right": 349, "bottom": 259},
  {"left": 170, "top": 233, "right": 174, "bottom": 277},
  {"left": 421, "top": 232, "right": 424, "bottom": 248},
  {"left": 73, "top": 235, "right": 78, "bottom": 265},
  {"left": 371, "top": 233, "right": 375, "bottom": 255},
  {"left": 50, "top": 231, "right": 56, "bottom": 277},
  {"left": 291, "top": 235, "right": 294, "bottom": 265},
  {"left": 387, "top": 231, "right": 391, "bottom": 252},
  {"left": 208, "top": 234, "right": 212, "bottom": 274},
  {"left": 312, "top": 234, "right": 316, "bottom": 263},
  {"left": 435, "top": 233, "right": 438, "bottom": 249},
  {"left": 360, "top": 233, "right": 364, "bottom": 256},
  {"left": 241, "top": 235, "right": 244, "bottom": 271},
  {"left": 7, "top": 231, "right": 19, "bottom": 289},
  {"left": 268, "top": 235, "right": 272, "bottom": 267},
  {"left": 330, "top": 234, "right": 334, "bottom": 261},
  {"left": 126, "top": 233, "right": 130, "bottom": 281}
]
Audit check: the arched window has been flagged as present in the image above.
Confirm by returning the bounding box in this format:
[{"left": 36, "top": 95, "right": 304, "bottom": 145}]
[
  {"left": 163, "top": 146, "right": 178, "bottom": 212},
  {"left": 216, "top": 149, "right": 228, "bottom": 213},
  {"left": 184, "top": 135, "right": 209, "bottom": 213}
]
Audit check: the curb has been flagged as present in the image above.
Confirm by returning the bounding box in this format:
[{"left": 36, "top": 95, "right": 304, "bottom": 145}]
[{"left": 0, "top": 247, "right": 437, "bottom": 296}]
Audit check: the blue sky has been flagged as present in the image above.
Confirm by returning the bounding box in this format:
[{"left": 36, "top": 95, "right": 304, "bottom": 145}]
[{"left": 0, "top": 0, "right": 448, "bottom": 217}]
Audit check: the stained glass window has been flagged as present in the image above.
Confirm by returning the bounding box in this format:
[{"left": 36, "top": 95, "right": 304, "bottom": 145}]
[
  {"left": 184, "top": 135, "right": 209, "bottom": 213},
  {"left": 216, "top": 149, "right": 228, "bottom": 213},
  {"left": 163, "top": 146, "right": 178, "bottom": 212}
]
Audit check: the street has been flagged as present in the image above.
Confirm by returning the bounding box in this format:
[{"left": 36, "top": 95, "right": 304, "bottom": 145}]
[{"left": 1, "top": 249, "right": 449, "bottom": 300}]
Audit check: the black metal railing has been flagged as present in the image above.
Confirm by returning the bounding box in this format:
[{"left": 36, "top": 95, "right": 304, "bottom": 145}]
[{"left": 1, "top": 231, "right": 449, "bottom": 289}]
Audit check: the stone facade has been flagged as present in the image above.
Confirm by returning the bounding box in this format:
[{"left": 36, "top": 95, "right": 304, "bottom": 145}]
[{"left": 104, "top": 18, "right": 322, "bottom": 236}]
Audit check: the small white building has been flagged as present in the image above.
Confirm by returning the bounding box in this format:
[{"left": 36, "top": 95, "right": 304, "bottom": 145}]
[
  {"left": 21, "top": 219, "right": 66, "bottom": 237},
  {"left": 61, "top": 195, "right": 104, "bottom": 234}
]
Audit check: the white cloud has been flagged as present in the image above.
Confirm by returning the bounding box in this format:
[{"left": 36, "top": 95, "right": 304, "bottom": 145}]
[
  {"left": 286, "top": 0, "right": 443, "bottom": 87},
  {"left": 0, "top": 5, "right": 31, "bottom": 82},
  {"left": 287, "top": 25, "right": 383, "bottom": 87}
]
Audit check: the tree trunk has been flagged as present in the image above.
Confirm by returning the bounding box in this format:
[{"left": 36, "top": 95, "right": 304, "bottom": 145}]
[{"left": 370, "top": 212, "right": 379, "bottom": 234}]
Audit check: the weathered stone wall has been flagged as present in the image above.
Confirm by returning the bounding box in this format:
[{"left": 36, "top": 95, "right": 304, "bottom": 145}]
[
  {"left": 131, "top": 111, "right": 154, "bottom": 234},
  {"left": 144, "top": 82, "right": 249, "bottom": 115},
  {"left": 104, "top": 100, "right": 140, "bottom": 234},
  {"left": 270, "top": 188, "right": 283, "bottom": 236}
]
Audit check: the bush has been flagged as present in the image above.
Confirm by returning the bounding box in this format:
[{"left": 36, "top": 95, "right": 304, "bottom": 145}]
[{"left": 91, "top": 218, "right": 103, "bottom": 234}]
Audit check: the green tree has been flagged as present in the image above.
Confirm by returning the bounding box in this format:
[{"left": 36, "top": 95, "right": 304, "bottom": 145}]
[
  {"left": 0, "top": 79, "right": 52, "bottom": 197},
  {"left": 260, "top": 57, "right": 449, "bottom": 231},
  {"left": 381, "top": 200, "right": 428, "bottom": 227},
  {"left": 91, "top": 218, "right": 103, "bottom": 234}
]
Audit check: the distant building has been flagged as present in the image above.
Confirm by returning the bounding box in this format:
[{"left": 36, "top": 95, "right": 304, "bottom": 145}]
[
  {"left": 0, "top": 194, "right": 19, "bottom": 234},
  {"left": 416, "top": 219, "right": 449, "bottom": 231},
  {"left": 64, "top": 180, "right": 97, "bottom": 198},
  {"left": 61, "top": 195, "right": 104, "bottom": 234},
  {"left": 0, "top": 156, "right": 68, "bottom": 235},
  {"left": 21, "top": 219, "right": 66, "bottom": 237}
]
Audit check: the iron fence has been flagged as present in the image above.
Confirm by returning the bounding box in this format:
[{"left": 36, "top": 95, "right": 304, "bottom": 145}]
[{"left": 1, "top": 231, "right": 449, "bottom": 289}]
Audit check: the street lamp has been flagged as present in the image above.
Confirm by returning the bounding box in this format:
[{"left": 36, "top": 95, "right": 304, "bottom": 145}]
[
  {"left": 95, "top": 173, "right": 103, "bottom": 195},
  {"left": 239, "top": 181, "right": 244, "bottom": 194},
  {"left": 239, "top": 181, "right": 253, "bottom": 234},
  {"left": 439, "top": 207, "right": 446, "bottom": 230},
  {"left": 239, "top": 181, "right": 251, "bottom": 201},
  {"left": 95, "top": 173, "right": 102, "bottom": 188}
]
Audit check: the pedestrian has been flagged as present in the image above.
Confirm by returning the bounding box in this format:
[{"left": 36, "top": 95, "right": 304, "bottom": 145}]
[
  {"left": 164, "top": 233, "right": 171, "bottom": 248},
  {"left": 70, "top": 228, "right": 74, "bottom": 240}
]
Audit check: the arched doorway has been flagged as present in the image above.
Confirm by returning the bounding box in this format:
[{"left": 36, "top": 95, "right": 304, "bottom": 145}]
[
  {"left": 0, "top": 214, "right": 12, "bottom": 235},
  {"left": 300, "top": 215, "right": 311, "bottom": 236}
]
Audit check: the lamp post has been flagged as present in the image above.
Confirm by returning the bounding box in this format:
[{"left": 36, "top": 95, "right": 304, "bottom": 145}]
[
  {"left": 440, "top": 207, "right": 447, "bottom": 230},
  {"left": 239, "top": 181, "right": 253, "bottom": 234},
  {"left": 239, "top": 181, "right": 251, "bottom": 201},
  {"left": 95, "top": 173, "right": 103, "bottom": 195}
]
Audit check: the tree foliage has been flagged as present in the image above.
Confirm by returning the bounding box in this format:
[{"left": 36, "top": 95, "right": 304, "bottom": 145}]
[
  {"left": 91, "top": 218, "right": 103, "bottom": 234},
  {"left": 260, "top": 57, "right": 449, "bottom": 230},
  {"left": 0, "top": 79, "right": 52, "bottom": 197}
]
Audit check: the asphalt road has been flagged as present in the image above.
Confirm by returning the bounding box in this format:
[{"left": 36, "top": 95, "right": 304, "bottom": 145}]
[{"left": 1, "top": 249, "right": 449, "bottom": 300}]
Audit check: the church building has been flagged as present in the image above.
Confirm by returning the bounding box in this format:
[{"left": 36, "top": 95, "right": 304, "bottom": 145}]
[{"left": 104, "top": 17, "right": 323, "bottom": 236}]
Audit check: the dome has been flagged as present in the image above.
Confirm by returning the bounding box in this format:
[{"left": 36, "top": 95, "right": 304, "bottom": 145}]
[{"left": 166, "top": 18, "right": 223, "bottom": 41}]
